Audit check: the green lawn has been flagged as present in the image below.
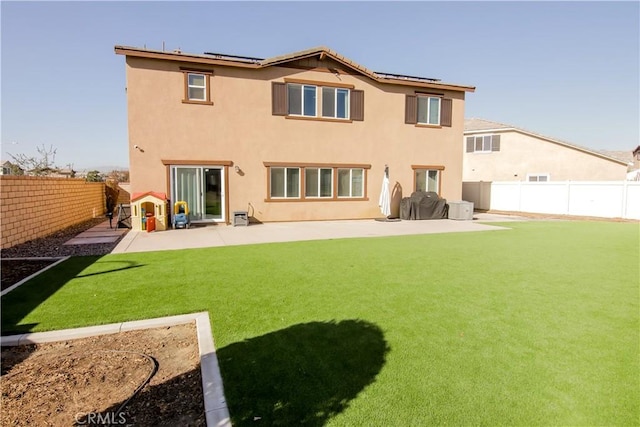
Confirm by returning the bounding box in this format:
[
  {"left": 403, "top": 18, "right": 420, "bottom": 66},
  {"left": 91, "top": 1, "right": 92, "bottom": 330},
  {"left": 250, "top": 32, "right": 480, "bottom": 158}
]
[{"left": 2, "top": 221, "right": 638, "bottom": 425}]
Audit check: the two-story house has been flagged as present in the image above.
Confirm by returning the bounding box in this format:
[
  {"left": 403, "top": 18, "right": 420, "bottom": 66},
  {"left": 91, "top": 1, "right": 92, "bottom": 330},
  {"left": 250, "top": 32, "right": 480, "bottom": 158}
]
[
  {"left": 463, "top": 118, "right": 628, "bottom": 182},
  {"left": 115, "top": 45, "right": 475, "bottom": 225}
]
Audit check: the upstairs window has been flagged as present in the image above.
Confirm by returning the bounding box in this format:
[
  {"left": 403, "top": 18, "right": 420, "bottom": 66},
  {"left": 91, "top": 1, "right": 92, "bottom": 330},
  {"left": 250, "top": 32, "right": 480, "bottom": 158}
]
[
  {"left": 288, "top": 84, "right": 317, "bottom": 117},
  {"left": 405, "top": 94, "right": 452, "bottom": 127},
  {"left": 417, "top": 96, "right": 441, "bottom": 125},
  {"left": 188, "top": 74, "right": 206, "bottom": 101},
  {"left": 181, "top": 68, "right": 213, "bottom": 105},
  {"left": 272, "top": 81, "right": 364, "bottom": 121},
  {"left": 322, "top": 87, "right": 350, "bottom": 119},
  {"left": 466, "top": 135, "right": 501, "bottom": 153}
]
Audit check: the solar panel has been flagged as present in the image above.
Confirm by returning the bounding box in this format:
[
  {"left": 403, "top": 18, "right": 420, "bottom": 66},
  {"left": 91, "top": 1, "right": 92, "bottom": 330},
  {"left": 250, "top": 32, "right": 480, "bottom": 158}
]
[{"left": 203, "top": 52, "right": 263, "bottom": 63}]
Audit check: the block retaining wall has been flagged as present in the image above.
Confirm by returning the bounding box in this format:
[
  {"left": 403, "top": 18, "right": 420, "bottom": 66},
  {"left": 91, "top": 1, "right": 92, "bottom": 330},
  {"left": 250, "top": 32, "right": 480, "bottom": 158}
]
[{"left": 1, "top": 176, "right": 105, "bottom": 249}]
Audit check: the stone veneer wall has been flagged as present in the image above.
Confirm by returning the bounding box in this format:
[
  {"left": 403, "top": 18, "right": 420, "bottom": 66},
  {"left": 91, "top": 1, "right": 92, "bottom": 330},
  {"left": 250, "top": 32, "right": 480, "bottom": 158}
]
[{"left": 0, "top": 176, "right": 105, "bottom": 249}]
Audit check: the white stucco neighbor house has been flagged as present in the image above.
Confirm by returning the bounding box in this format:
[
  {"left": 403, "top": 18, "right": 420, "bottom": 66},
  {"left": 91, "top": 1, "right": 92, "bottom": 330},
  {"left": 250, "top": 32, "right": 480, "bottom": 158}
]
[{"left": 463, "top": 118, "right": 628, "bottom": 182}]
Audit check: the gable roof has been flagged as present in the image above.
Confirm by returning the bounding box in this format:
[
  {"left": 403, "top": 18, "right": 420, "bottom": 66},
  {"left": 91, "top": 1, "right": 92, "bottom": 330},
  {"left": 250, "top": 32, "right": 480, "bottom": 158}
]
[
  {"left": 463, "top": 118, "right": 629, "bottom": 166},
  {"left": 259, "top": 46, "right": 376, "bottom": 76},
  {"left": 2, "top": 160, "right": 24, "bottom": 171},
  {"left": 114, "top": 45, "right": 475, "bottom": 93},
  {"left": 599, "top": 150, "right": 633, "bottom": 164},
  {"left": 464, "top": 118, "right": 512, "bottom": 132}
]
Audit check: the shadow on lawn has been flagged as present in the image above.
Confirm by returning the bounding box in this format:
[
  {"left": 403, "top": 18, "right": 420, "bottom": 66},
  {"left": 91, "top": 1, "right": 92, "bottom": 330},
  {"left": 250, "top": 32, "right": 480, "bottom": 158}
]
[
  {"left": 1, "top": 257, "right": 144, "bottom": 335},
  {"left": 217, "top": 319, "right": 389, "bottom": 426}
]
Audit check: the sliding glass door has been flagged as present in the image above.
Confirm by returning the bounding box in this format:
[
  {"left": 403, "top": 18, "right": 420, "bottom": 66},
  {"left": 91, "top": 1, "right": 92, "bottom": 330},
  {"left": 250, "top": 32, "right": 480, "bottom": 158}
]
[
  {"left": 171, "top": 166, "right": 225, "bottom": 222},
  {"left": 203, "top": 168, "right": 222, "bottom": 220}
]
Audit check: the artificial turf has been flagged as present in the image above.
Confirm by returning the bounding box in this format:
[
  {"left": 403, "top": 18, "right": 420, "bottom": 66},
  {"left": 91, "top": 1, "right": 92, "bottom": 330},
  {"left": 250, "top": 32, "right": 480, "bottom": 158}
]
[{"left": 2, "top": 221, "right": 638, "bottom": 425}]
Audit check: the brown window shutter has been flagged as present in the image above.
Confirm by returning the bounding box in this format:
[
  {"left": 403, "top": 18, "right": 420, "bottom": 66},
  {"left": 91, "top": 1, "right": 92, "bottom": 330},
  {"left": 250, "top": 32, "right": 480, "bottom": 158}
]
[
  {"left": 272, "top": 82, "right": 287, "bottom": 116},
  {"left": 405, "top": 95, "right": 417, "bottom": 124},
  {"left": 440, "top": 98, "right": 452, "bottom": 127},
  {"left": 350, "top": 90, "right": 364, "bottom": 121},
  {"left": 492, "top": 135, "right": 501, "bottom": 151},
  {"left": 466, "top": 137, "right": 475, "bottom": 152}
]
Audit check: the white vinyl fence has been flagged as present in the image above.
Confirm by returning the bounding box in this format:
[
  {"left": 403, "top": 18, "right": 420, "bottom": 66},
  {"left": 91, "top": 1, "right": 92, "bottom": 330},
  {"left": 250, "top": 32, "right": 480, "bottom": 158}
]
[{"left": 462, "top": 181, "right": 640, "bottom": 220}]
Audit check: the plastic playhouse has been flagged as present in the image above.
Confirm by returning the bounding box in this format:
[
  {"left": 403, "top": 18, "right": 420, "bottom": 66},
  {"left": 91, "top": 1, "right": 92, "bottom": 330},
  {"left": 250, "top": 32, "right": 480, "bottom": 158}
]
[{"left": 131, "top": 192, "right": 169, "bottom": 232}]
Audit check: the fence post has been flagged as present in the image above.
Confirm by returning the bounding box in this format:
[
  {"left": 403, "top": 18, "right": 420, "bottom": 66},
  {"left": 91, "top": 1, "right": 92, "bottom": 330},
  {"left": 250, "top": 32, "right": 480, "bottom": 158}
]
[
  {"left": 621, "top": 181, "right": 628, "bottom": 219},
  {"left": 566, "top": 181, "right": 571, "bottom": 215}
]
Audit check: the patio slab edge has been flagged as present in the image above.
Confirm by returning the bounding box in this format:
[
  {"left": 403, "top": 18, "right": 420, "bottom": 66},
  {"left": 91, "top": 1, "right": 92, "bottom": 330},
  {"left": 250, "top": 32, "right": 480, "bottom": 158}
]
[{"left": 0, "top": 311, "right": 231, "bottom": 427}]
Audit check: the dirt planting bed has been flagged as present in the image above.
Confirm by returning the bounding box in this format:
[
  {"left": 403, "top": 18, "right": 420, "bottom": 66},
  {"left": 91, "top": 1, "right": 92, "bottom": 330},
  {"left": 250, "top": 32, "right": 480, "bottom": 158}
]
[
  {"left": 1, "top": 323, "right": 205, "bottom": 426},
  {"left": 1, "top": 219, "right": 207, "bottom": 425}
]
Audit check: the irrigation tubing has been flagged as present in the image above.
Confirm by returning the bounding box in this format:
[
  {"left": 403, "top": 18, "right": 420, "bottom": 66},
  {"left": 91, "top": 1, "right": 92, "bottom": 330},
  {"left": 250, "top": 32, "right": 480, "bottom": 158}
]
[{"left": 91, "top": 350, "right": 159, "bottom": 418}]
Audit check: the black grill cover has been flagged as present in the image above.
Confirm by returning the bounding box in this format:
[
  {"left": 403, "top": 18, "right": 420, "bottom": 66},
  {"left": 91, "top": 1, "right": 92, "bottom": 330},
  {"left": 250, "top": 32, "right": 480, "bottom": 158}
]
[{"left": 400, "top": 191, "right": 448, "bottom": 220}]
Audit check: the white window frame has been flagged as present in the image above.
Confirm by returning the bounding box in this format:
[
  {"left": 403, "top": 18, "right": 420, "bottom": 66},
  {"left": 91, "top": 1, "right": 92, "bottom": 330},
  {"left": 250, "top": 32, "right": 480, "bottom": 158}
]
[
  {"left": 526, "top": 173, "right": 550, "bottom": 182},
  {"left": 321, "top": 87, "right": 350, "bottom": 119},
  {"left": 305, "top": 168, "right": 333, "bottom": 198},
  {"left": 415, "top": 169, "right": 441, "bottom": 193},
  {"left": 270, "top": 167, "right": 301, "bottom": 198},
  {"left": 478, "top": 135, "right": 492, "bottom": 153},
  {"left": 417, "top": 96, "right": 441, "bottom": 125},
  {"left": 288, "top": 83, "right": 317, "bottom": 117},
  {"left": 337, "top": 168, "right": 365, "bottom": 198},
  {"left": 187, "top": 73, "right": 207, "bottom": 101}
]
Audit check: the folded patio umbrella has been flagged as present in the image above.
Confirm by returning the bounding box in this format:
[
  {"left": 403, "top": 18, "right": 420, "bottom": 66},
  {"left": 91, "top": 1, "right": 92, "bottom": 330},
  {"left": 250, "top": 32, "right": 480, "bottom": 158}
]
[{"left": 379, "top": 167, "right": 391, "bottom": 218}]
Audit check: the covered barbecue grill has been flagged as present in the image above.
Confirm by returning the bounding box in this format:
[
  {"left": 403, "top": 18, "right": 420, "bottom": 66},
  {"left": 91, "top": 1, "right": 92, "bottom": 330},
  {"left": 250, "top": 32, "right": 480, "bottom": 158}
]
[{"left": 400, "top": 191, "right": 448, "bottom": 220}]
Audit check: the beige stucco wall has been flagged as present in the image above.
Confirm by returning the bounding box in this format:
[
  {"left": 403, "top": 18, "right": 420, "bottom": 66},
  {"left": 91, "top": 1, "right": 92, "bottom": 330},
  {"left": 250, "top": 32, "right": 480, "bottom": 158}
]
[
  {"left": 125, "top": 56, "right": 467, "bottom": 222},
  {"left": 463, "top": 130, "right": 627, "bottom": 182}
]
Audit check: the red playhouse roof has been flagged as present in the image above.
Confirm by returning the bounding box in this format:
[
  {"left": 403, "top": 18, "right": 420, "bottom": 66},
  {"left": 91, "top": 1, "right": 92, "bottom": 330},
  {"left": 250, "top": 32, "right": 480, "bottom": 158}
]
[{"left": 131, "top": 191, "right": 168, "bottom": 202}]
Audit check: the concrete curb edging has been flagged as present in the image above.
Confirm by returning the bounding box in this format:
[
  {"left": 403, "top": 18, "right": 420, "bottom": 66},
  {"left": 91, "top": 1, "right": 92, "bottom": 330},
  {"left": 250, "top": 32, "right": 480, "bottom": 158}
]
[
  {"left": 1, "top": 256, "right": 70, "bottom": 297},
  {"left": 0, "top": 312, "right": 231, "bottom": 427}
]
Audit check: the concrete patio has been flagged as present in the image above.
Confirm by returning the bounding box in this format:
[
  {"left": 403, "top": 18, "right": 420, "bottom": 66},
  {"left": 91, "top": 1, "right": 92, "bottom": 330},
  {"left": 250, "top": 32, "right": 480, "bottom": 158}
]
[
  {"left": 111, "top": 213, "right": 528, "bottom": 254},
  {"left": 64, "top": 219, "right": 128, "bottom": 245}
]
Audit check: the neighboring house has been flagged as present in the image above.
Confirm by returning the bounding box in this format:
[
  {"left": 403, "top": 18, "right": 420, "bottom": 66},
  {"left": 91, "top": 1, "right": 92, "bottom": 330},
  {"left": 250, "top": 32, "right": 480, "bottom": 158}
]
[
  {"left": 0, "top": 161, "right": 74, "bottom": 177},
  {"left": 1, "top": 161, "right": 11, "bottom": 175},
  {"left": 463, "top": 118, "right": 628, "bottom": 182},
  {"left": 1, "top": 161, "right": 23, "bottom": 176},
  {"left": 627, "top": 146, "right": 640, "bottom": 181},
  {"left": 49, "top": 168, "right": 76, "bottom": 178},
  {"left": 115, "top": 45, "right": 475, "bottom": 224}
]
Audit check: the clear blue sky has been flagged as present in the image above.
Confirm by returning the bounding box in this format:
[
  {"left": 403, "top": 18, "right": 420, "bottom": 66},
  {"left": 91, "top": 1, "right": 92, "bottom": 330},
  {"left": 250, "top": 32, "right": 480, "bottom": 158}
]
[{"left": 2, "top": 1, "right": 638, "bottom": 170}]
